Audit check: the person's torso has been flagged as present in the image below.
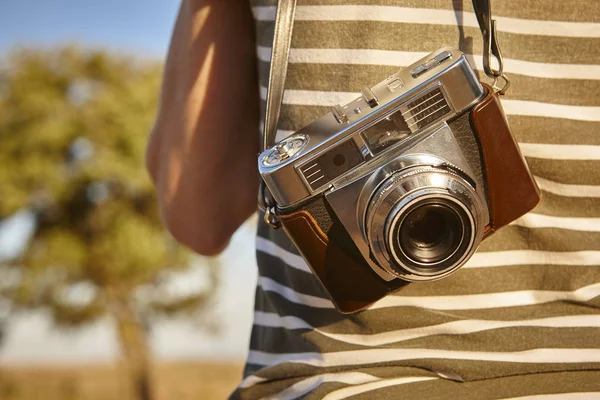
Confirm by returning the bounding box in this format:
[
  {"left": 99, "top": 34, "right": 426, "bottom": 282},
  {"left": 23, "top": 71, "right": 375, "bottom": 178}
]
[{"left": 232, "top": 1, "right": 600, "bottom": 398}]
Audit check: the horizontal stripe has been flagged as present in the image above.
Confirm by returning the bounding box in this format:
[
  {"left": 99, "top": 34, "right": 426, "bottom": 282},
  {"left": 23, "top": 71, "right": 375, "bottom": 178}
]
[
  {"left": 258, "top": 261, "right": 600, "bottom": 303},
  {"left": 344, "top": 370, "right": 600, "bottom": 400},
  {"left": 258, "top": 276, "right": 334, "bottom": 309},
  {"left": 260, "top": 62, "right": 600, "bottom": 108},
  {"left": 465, "top": 250, "right": 600, "bottom": 268},
  {"left": 317, "top": 315, "right": 600, "bottom": 347},
  {"left": 372, "top": 282, "right": 600, "bottom": 310},
  {"left": 252, "top": 285, "right": 344, "bottom": 329},
  {"left": 256, "top": 236, "right": 600, "bottom": 296},
  {"left": 321, "top": 376, "right": 438, "bottom": 400},
  {"left": 251, "top": 291, "right": 600, "bottom": 338},
  {"left": 501, "top": 394, "right": 600, "bottom": 400},
  {"left": 257, "top": 236, "right": 600, "bottom": 270},
  {"left": 257, "top": 265, "right": 600, "bottom": 310},
  {"left": 267, "top": 372, "right": 381, "bottom": 400},
  {"left": 256, "top": 236, "right": 330, "bottom": 300},
  {"left": 248, "top": 324, "right": 326, "bottom": 361},
  {"left": 526, "top": 159, "right": 600, "bottom": 186},
  {"left": 247, "top": 347, "right": 600, "bottom": 368},
  {"left": 257, "top": 21, "right": 600, "bottom": 65},
  {"left": 259, "top": 218, "right": 600, "bottom": 258},
  {"left": 502, "top": 102, "right": 600, "bottom": 123},
  {"left": 307, "top": 327, "right": 600, "bottom": 354},
  {"left": 252, "top": 313, "right": 600, "bottom": 344},
  {"left": 251, "top": 0, "right": 600, "bottom": 23},
  {"left": 477, "top": 226, "right": 600, "bottom": 252},
  {"left": 535, "top": 176, "right": 600, "bottom": 197},
  {"left": 508, "top": 117, "right": 600, "bottom": 142},
  {"left": 419, "top": 301, "right": 600, "bottom": 326},
  {"left": 258, "top": 86, "right": 600, "bottom": 122},
  {"left": 259, "top": 235, "right": 600, "bottom": 270},
  {"left": 257, "top": 46, "right": 600, "bottom": 80},
  {"left": 238, "top": 375, "right": 267, "bottom": 389},
  {"left": 256, "top": 257, "right": 328, "bottom": 299},
  {"left": 342, "top": 372, "right": 600, "bottom": 400},
  {"left": 238, "top": 369, "right": 600, "bottom": 400},
  {"left": 254, "top": 311, "right": 312, "bottom": 330},
  {"left": 519, "top": 144, "right": 600, "bottom": 160},
  {"left": 528, "top": 195, "right": 600, "bottom": 219},
  {"left": 291, "top": 325, "right": 600, "bottom": 355},
  {"left": 256, "top": 236, "right": 310, "bottom": 273},
  {"left": 401, "top": 265, "right": 600, "bottom": 297},
  {"left": 252, "top": 283, "right": 281, "bottom": 316},
  {"left": 246, "top": 356, "right": 600, "bottom": 394},
  {"left": 253, "top": 6, "right": 600, "bottom": 38},
  {"left": 512, "top": 213, "right": 600, "bottom": 232}
]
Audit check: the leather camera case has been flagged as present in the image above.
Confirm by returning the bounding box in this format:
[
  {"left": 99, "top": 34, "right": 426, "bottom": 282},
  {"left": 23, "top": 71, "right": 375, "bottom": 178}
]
[{"left": 278, "top": 84, "right": 542, "bottom": 314}]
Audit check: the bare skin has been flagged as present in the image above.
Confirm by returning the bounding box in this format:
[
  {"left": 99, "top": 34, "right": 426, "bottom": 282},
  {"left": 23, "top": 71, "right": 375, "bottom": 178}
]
[{"left": 146, "top": 0, "right": 260, "bottom": 255}]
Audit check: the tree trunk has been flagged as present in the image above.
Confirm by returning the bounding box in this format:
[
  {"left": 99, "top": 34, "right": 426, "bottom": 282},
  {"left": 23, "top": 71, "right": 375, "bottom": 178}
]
[{"left": 110, "top": 293, "right": 153, "bottom": 400}]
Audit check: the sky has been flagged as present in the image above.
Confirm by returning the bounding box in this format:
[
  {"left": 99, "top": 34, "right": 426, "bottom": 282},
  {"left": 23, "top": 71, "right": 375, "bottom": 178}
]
[
  {"left": 0, "top": 1, "right": 258, "bottom": 364},
  {"left": 0, "top": 1, "right": 180, "bottom": 56}
]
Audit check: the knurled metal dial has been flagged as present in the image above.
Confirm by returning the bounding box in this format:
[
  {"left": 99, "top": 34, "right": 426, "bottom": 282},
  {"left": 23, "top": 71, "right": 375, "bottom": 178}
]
[{"left": 261, "top": 134, "right": 308, "bottom": 167}]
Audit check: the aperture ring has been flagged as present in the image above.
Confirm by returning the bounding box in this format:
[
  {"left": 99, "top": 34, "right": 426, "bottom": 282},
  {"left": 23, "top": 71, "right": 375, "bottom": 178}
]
[{"left": 365, "top": 166, "right": 484, "bottom": 282}]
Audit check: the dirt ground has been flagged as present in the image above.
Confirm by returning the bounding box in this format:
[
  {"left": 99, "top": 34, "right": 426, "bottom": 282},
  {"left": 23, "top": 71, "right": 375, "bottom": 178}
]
[{"left": 0, "top": 361, "right": 244, "bottom": 400}]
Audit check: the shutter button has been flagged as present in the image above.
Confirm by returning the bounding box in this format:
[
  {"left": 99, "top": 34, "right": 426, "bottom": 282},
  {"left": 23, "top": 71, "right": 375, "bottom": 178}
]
[
  {"left": 411, "top": 51, "right": 453, "bottom": 78},
  {"left": 262, "top": 134, "right": 309, "bottom": 167}
]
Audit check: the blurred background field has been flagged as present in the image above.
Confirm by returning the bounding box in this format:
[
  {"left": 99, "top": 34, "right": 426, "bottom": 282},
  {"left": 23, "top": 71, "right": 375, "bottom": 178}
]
[
  {"left": 0, "top": 1, "right": 257, "bottom": 399},
  {"left": 0, "top": 362, "right": 243, "bottom": 400}
]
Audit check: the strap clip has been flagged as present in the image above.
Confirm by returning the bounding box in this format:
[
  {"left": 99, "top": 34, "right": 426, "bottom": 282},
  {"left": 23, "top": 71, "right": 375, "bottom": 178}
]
[
  {"left": 472, "top": 0, "right": 510, "bottom": 94},
  {"left": 258, "top": 179, "right": 281, "bottom": 229}
]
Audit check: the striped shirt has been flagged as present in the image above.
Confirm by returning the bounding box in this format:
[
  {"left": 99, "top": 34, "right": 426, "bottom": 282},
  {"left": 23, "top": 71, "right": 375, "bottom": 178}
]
[{"left": 231, "top": 1, "right": 600, "bottom": 398}]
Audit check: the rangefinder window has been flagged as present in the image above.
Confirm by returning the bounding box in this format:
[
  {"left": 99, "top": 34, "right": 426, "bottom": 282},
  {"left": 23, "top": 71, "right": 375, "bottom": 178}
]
[
  {"left": 401, "top": 87, "right": 452, "bottom": 132},
  {"left": 362, "top": 108, "right": 412, "bottom": 155},
  {"left": 299, "top": 140, "right": 364, "bottom": 191}
]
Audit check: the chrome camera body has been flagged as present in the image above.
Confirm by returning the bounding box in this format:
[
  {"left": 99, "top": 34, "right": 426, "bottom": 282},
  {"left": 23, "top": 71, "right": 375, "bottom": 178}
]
[{"left": 258, "top": 48, "right": 540, "bottom": 312}]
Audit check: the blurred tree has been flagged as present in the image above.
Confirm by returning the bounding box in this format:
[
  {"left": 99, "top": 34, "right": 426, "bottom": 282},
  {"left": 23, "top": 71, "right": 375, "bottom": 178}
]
[{"left": 0, "top": 47, "right": 219, "bottom": 400}]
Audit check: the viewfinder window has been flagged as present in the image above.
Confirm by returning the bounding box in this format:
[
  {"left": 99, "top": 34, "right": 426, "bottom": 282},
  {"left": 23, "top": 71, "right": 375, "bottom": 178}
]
[{"left": 361, "top": 109, "right": 412, "bottom": 155}]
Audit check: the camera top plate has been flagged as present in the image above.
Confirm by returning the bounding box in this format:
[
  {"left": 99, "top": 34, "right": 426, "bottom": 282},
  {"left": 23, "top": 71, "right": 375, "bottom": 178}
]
[{"left": 259, "top": 47, "right": 485, "bottom": 208}]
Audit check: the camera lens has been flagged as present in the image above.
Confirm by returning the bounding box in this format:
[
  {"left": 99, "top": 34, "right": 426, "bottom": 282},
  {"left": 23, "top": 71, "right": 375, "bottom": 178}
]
[
  {"left": 365, "top": 165, "right": 482, "bottom": 282},
  {"left": 387, "top": 197, "right": 473, "bottom": 276},
  {"left": 398, "top": 203, "right": 463, "bottom": 264}
]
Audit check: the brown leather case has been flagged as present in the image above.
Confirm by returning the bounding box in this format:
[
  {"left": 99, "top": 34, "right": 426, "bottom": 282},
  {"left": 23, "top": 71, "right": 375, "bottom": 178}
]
[
  {"left": 279, "top": 208, "right": 409, "bottom": 314},
  {"left": 471, "top": 84, "right": 542, "bottom": 236},
  {"left": 280, "top": 86, "right": 541, "bottom": 314}
]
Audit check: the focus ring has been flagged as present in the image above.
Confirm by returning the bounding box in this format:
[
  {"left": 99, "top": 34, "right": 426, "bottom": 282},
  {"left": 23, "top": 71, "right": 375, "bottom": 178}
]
[{"left": 365, "top": 165, "right": 483, "bottom": 282}]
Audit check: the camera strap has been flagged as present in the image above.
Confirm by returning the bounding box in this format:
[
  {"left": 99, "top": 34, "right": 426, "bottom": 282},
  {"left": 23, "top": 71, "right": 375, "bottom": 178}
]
[
  {"left": 259, "top": 0, "right": 509, "bottom": 227},
  {"left": 262, "top": 0, "right": 297, "bottom": 153},
  {"left": 259, "top": 0, "right": 297, "bottom": 227}
]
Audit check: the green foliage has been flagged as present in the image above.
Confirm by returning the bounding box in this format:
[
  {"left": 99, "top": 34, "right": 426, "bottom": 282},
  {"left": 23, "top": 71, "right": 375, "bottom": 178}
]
[{"left": 0, "top": 46, "right": 217, "bottom": 328}]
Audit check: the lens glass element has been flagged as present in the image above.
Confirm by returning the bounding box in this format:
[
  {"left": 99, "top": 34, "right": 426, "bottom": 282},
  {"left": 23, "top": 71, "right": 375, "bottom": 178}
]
[{"left": 398, "top": 203, "right": 463, "bottom": 264}]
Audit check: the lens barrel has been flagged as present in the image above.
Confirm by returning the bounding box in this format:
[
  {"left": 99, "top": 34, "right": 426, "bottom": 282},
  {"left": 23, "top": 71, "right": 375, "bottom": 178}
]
[
  {"left": 399, "top": 203, "right": 461, "bottom": 263},
  {"left": 365, "top": 166, "right": 483, "bottom": 281},
  {"left": 390, "top": 198, "right": 472, "bottom": 274}
]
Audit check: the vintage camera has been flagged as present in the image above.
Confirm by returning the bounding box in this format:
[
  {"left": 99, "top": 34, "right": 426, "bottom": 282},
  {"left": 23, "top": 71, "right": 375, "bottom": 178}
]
[{"left": 258, "top": 48, "right": 541, "bottom": 313}]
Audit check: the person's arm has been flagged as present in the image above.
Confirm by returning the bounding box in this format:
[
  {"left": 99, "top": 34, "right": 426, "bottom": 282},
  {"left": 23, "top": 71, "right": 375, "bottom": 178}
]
[{"left": 146, "top": 0, "right": 260, "bottom": 255}]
